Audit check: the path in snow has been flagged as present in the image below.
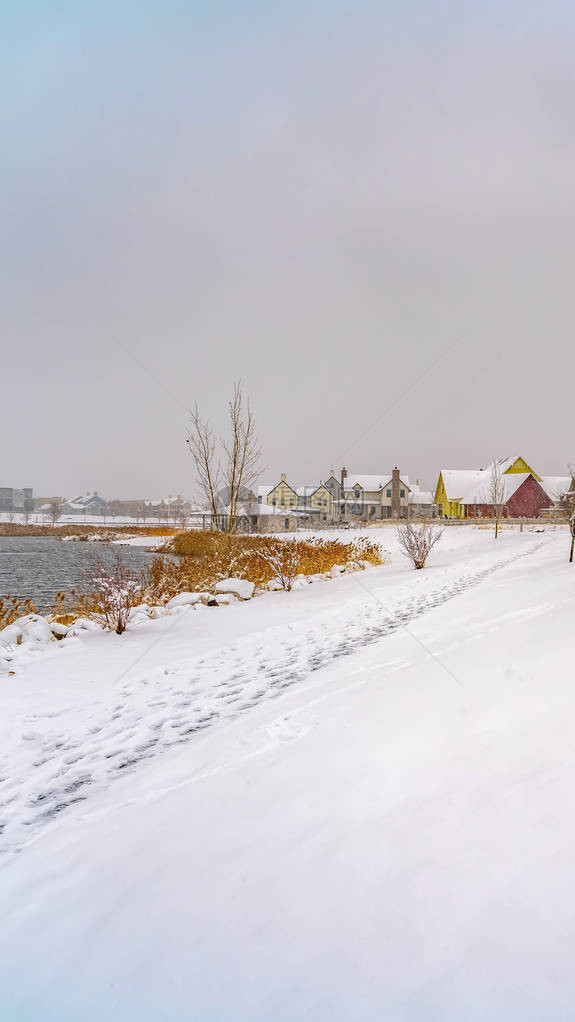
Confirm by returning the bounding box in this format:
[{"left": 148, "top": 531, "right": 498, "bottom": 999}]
[{"left": 0, "top": 539, "right": 548, "bottom": 856}]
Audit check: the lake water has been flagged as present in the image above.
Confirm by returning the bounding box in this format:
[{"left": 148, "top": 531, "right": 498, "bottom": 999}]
[{"left": 0, "top": 537, "right": 158, "bottom": 612}]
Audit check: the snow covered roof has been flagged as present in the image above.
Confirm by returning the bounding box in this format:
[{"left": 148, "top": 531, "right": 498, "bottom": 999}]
[
  {"left": 441, "top": 462, "right": 550, "bottom": 504},
  {"left": 439, "top": 470, "right": 488, "bottom": 501},
  {"left": 295, "top": 485, "right": 326, "bottom": 497},
  {"left": 64, "top": 494, "right": 104, "bottom": 507},
  {"left": 345, "top": 474, "right": 411, "bottom": 492},
  {"left": 257, "top": 485, "right": 274, "bottom": 498},
  {"left": 244, "top": 502, "right": 298, "bottom": 517},
  {"left": 458, "top": 473, "right": 535, "bottom": 505},
  {"left": 409, "top": 489, "right": 433, "bottom": 504},
  {"left": 490, "top": 456, "right": 522, "bottom": 474}
]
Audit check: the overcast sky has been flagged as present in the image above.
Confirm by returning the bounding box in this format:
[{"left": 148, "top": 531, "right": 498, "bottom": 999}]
[{"left": 3, "top": 0, "right": 575, "bottom": 498}]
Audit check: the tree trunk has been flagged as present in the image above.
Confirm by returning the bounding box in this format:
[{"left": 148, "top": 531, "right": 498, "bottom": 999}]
[{"left": 570, "top": 531, "right": 574, "bottom": 563}]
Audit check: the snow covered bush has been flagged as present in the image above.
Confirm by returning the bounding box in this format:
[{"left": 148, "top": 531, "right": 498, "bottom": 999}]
[
  {"left": 88, "top": 554, "right": 142, "bottom": 634},
  {"left": 256, "top": 542, "right": 301, "bottom": 591},
  {"left": 397, "top": 522, "right": 443, "bottom": 570}
]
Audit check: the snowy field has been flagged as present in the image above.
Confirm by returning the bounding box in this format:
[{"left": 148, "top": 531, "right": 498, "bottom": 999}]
[{"left": 1, "top": 525, "right": 574, "bottom": 1020}]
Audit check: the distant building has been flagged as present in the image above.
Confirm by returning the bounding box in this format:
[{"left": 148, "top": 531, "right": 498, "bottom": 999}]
[
  {"left": 61, "top": 492, "right": 107, "bottom": 516},
  {"left": 340, "top": 468, "right": 435, "bottom": 521},
  {"left": 0, "top": 487, "right": 34, "bottom": 515},
  {"left": 252, "top": 468, "right": 434, "bottom": 524},
  {"left": 242, "top": 503, "right": 298, "bottom": 533},
  {"left": 254, "top": 474, "right": 335, "bottom": 523}
]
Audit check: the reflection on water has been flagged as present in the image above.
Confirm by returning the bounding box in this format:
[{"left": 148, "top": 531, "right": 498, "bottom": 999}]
[{"left": 0, "top": 537, "right": 156, "bottom": 611}]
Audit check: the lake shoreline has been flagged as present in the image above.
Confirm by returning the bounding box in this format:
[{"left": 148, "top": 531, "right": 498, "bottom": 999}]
[{"left": 0, "top": 536, "right": 162, "bottom": 611}]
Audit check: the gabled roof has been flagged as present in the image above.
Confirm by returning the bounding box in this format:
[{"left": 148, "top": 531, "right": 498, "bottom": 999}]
[
  {"left": 439, "top": 470, "right": 487, "bottom": 502},
  {"left": 491, "top": 455, "right": 540, "bottom": 480},
  {"left": 295, "top": 484, "right": 330, "bottom": 498},
  {"left": 346, "top": 475, "right": 387, "bottom": 491},
  {"left": 267, "top": 478, "right": 298, "bottom": 498},
  {"left": 409, "top": 486, "right": 433, "bottom": 504},
  {"left": 440, "top": 459, "right": 545, "bottom": 503},
  {"left": 459, "top": 473, "right": 540, "bottom": 505},
  {"left": 346, "top": 473, "right": 411, "bottom": 492}
]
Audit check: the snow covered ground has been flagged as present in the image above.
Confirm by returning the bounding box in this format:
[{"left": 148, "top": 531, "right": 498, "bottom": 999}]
[{"left": 1, "top": 526, "right": 574, "bottom": 1020}]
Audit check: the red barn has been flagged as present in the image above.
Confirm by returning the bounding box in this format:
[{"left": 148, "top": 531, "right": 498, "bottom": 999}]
[{"left": 463, "top": 473, "right": 550, "bottom": 519}]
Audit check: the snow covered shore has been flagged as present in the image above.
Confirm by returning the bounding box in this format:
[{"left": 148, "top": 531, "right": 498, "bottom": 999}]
[{"left": 1, "top": 527, "right": 574, "bottom": 1019}]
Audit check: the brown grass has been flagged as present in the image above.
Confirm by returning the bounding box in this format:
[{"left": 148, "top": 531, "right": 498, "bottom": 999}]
[
  {"left": 143, "top": 531, "right": 384, "bottom": 603},
  {"left": 0, "top": 595, "right": 39, "bottom": 629}
]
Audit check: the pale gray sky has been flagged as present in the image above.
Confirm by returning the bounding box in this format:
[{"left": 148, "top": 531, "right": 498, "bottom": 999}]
[{"left": 3, "top": 1, "right": 575, "bottom": 498}]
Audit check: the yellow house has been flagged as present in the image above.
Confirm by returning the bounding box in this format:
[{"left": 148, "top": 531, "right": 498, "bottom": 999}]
[
  {"left": 262, "top": 475, "right": 334, "bottom": 521},
  {"left": 266, "top": 475, "right": 299, "bottom": 510},
  {"left": 434, "top": 456, "right": 541, "bottom": 519}
]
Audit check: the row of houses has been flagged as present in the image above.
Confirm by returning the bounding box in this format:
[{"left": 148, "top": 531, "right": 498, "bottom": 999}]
[
  {"left": 253, "top": 456, "right": 574, "bottom": 528},
  {"left": 7, "top": 456, "right": 573, "bottom": 530},
  {"left": 252, "top": 468, "right": 435, "bottom": 524},
  {"left": 34, "top": 493, "right": 196, "bottom": 521}
]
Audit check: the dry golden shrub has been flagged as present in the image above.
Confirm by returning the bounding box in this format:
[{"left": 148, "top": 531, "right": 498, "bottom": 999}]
[
  {"left": 0, "top": 595, "right": 39, "bottom": 629},
  {"left": 143, "top": 531, "right": 385, "bottom": 602},
  {"left": 49, "top": 588, "right": 108, "bottom": 625}
]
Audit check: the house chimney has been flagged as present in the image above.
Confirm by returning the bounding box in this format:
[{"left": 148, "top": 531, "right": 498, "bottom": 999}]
[
  {"left": 391, "top": 466, "right": 401, "bottom": 518},
  {"left": 339, "top": 467, "right": 347, "bottom": 520},
  {"left": 281, "top": 472, "right": 287, "bottom": 482}
]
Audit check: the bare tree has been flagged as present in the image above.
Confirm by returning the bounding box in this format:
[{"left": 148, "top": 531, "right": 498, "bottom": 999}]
[
  {"left": 187, "top": 405, "right": 222, "bottom": 526},
  {"left": 557, "top": 465, "right": 575, "bottom": 563},
  {"left": 397, "top": 521, "right": 443, "bottom": 569},
  {"left": 89, "top": 554, "right": 142, "bottom": 634},
  {"left": 175, "top": 502, "right": 189, "bottom": 531},
  {"left": 482, "top": 459, "right": 507, "bottom": 538},
  {"left": 187, "top": 381, "right": 263, "bottom": 533},
  {"left": 47, "top": 498, "right": 62, "bottom": 527},
  {"left": 223, "top": 382, "right": 263, "bottom": 533}
]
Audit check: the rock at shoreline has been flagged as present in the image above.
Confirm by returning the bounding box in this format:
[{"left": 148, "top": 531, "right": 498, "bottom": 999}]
[{"left": 214, "top": 578, "right": 255, "bottom": 601}]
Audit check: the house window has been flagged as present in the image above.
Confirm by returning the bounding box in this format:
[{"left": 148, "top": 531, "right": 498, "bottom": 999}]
[
  {"left": 370, "top": 506, "right": 375, "bottom": 517},
  {"left": 290, "top": 500, "right": 294, "bottom": 506},
  {"left": 387, "top": 489, "right": 391, "bottom": 497},
  {"left": 400, "top": 489, "right": 405, "bottom": 498},
  {"left": 355, "top": 490, "right": 360, "bottom": 499},
  {"left": 272, "top": 499, "right": 276, "bottom": 506},
  {"left": 285, "top": 518, "right": 290, "bottom": 528},
  {"left": 280, "top": 498, "right": 285, "bottom": 506}
]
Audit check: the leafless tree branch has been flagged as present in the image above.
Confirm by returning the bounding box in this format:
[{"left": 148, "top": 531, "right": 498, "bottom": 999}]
[
  {"left": 397, "top": 521, "right": 443, "bottom": 569},
  {"left": 187, "top": 381, "right": 264, "bottom": 533}
]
